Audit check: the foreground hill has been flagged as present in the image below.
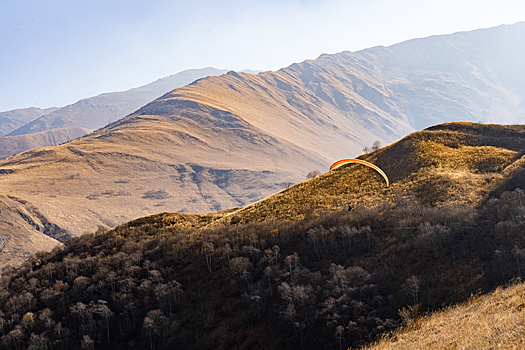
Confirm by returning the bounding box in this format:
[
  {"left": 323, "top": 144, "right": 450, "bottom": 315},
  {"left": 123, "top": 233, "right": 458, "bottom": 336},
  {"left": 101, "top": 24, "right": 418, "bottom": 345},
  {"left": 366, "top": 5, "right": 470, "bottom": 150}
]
[
  {"left": 364, "top": 282, "right": 525, "bottom": 349},
  {"left": 208, "top": 122, "right": 525, "bottom": 226},
  {"left": 2, "top": 124, "right": 525, "bottom": 349},
  {"left": 1, "top": 23, "right": 525, "bottom": 267}
]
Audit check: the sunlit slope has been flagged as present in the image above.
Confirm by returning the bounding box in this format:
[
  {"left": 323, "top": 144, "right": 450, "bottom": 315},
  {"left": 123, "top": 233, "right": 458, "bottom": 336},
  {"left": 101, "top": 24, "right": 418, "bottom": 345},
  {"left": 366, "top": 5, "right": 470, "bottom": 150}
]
[
  {"left": 0, "top": 195, "right": 62, "bottom": 267},
  {"left": 0, "top": 22, "right": 524, "bottom": 269},
  {"left": 364, "top": 282, "right": 525, "bottom": 349},
  {"left": 208, "top": 123, "right": 525, "bottom": 226},
  {"left": 0, "top": 105, "right": 325, "bottom": 238},
  {"left": 120, "top": 65, "right": 414, "bottom": 162}
]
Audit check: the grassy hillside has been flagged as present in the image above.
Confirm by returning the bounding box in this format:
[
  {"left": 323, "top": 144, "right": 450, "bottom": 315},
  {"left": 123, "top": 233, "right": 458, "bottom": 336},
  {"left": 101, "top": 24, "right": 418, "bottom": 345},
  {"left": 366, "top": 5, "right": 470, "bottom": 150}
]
[
  {"left": 2, "top": 23, "right": 525, "bottom": 267},
  {"left": 1, "top": 123, "right": 525, "bottom": 349},
  {"left": 364, "top": 281, "right": 525, "bottom": 349},
  {"left": 0, "top": 127, "right": 90, "bottom": 160},
  {"left": 208, "top": 122, "right": 525, "bottom": 226}
]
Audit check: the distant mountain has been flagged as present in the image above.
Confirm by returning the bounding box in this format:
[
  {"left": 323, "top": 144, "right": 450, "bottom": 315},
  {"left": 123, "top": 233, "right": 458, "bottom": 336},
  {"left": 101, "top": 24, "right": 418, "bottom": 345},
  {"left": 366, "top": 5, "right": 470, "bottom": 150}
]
[
  {"left": 5, "top": 67, "right": 230, "bottom": 137},
  {"left": 0, "top": 127, "right": 90, "bottom": 159},
  {"left": 0, "top": 67, "right": 229, "bottom": 159},
  {"left": 0, "top": 107, "right": 58, "bottom": 136},
  {"left": 384, "top": 21, "right": 525, "bottom": 128},
  {"left": 1, "top": 23, "right": 525, "bottom": 267}
]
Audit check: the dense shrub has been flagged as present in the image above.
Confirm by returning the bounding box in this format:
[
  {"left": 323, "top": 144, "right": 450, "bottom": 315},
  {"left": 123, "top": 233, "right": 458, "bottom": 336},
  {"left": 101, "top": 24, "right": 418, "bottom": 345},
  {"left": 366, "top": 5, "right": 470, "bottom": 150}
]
[{"left": 1, "top": 189, "right": 525, "bottom": 349}]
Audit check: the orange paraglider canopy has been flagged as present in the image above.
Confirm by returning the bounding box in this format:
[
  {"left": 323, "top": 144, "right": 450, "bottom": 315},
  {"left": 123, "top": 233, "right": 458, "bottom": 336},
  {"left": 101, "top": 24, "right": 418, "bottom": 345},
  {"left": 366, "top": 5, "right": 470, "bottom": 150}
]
[{"left": 330, "top": 158, "right": 389, "bottom": 187}]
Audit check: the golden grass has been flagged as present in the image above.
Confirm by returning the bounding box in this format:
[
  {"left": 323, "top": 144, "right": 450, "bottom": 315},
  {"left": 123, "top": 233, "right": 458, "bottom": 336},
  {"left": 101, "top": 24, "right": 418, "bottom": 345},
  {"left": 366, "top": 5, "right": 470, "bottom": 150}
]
[
  {"left": 363, "top": 282, "right": 525, "bottom": 350},
  {"left": 206, "top": 123, "right": 525, "bottom": 227}
]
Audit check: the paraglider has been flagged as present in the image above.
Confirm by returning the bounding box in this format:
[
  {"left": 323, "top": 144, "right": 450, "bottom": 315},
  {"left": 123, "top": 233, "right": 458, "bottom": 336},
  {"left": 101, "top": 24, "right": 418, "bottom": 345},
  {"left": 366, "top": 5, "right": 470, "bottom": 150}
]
[{"left": 330, "top": 158, "right": 389, "bottom": 187}]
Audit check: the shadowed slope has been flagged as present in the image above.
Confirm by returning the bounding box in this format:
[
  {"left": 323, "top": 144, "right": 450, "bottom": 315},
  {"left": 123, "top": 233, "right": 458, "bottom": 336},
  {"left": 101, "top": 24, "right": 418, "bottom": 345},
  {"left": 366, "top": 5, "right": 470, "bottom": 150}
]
[{"left": 4, "top": 124, "right": 525, "bottom": 349}]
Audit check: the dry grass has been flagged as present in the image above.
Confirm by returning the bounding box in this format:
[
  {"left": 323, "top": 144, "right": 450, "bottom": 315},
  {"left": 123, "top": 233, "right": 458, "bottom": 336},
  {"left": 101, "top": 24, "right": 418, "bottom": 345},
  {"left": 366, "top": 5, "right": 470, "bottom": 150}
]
[
  {"left": 363, "top": 282, "right": 525, "bottom": 350},
  {"left": 2, "top": 122, "right": 525, "bottom": 268},
  {"left": 208, "top": 123, "right": 525, "bottom": 227}
]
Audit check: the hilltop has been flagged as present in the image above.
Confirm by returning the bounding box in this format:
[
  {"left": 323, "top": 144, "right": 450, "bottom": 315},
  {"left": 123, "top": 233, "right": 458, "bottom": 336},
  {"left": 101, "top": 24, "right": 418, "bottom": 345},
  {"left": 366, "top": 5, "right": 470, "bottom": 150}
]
[
  {"left": 1, "top": 23, "right": 525, "bottom": 267},
  {"left": 0, "top": 123, "right": 525, "bottom": 349},
  {"left": 206, "top": 122, "right": 525, "bottom": 226}
]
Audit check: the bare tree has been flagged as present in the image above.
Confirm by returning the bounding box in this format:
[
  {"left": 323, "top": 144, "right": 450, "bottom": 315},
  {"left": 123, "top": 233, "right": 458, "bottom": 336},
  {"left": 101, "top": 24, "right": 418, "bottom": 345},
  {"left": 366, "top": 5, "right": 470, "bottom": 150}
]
[
  {"left": 91, "top": 300, "right": 113, "bottom": 344},
  {"left": 81, "top": 335, "right": 94, "bottom": 350},
  {"left": 335, "top": 325, "right": 344, "bottom": 350},
  {"left": 306, "top": 170, "right": 320, "bottom": 180},
  {"left": 229, "top": 257, "right": 251, "bottom": 283},
  {"left": 403, "top": 275, "right": 420, "bottom": 305},
  {"left": 363, "top": 140, "right": 382, "bottom": 154},
  {"left": 142, "top": 310, "right": 169, "bottom": 350},
  {"left": 28, "top": 333, "right": 49, "bottom": 350},
  {"left": 201, "top": 242, "right": 215, "bottom": 274}
]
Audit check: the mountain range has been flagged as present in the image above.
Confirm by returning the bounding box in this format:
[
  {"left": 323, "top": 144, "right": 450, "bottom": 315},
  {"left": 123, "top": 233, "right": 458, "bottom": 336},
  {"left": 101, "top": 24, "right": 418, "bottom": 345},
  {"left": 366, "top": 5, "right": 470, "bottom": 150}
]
[
  {"left": 0, "top": 68, "right": 230, "bottom": 159},
  {"left": 0, "top": 22, "right": 524, "bottom": 267},
  {"left": 0, "top": 107, "right": 58, "bottom": 137}
]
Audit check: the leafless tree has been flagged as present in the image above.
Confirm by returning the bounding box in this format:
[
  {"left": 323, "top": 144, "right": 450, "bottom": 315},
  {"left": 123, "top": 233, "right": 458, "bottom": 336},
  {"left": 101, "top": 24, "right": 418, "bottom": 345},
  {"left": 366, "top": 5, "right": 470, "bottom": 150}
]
[
  {"left": 403, "top": 275, "right": 420, "bottom": 305},
  {"left": 335, "top": 325, "right": 344, "bottom": 350},
  {"left": 81, "top": 335, "right": 94, "bottom": 350},
  {"left": 306, "top": 170, "right": 320, "bottom": 179},
  {"left": 201, "top": 241, "right": 215, "bottom": 274},
  {"left": 91, "top": 300, "right": 113, "bottom": 344},
  {"left": 363, "top": 140, "right": 381, "bottom": 154}
]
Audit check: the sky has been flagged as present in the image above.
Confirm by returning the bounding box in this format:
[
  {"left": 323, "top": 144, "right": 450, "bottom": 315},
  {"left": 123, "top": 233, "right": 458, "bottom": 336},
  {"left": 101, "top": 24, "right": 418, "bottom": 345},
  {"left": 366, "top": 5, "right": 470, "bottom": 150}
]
[{"left": 1, "top": 0, "right": 524, "bottom": 112}]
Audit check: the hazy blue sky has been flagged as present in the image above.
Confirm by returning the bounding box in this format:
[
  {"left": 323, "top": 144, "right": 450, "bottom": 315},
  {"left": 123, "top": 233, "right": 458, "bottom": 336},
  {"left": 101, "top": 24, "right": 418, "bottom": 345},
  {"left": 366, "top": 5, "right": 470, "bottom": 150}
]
[{"left": 1, "top": 0, "right": 524, "bottom": 111}]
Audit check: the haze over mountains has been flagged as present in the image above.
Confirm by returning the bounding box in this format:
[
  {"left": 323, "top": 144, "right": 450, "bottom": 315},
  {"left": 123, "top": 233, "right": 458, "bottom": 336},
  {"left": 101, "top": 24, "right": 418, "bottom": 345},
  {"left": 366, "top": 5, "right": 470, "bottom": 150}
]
[
  {"left": 0, "top": 107, "right": 58, "bottom": 137},
  {"left": 0, "top": 22, "right": 524, "bottom": 267},
  {"left": 0, "top": 68, "right": 230, "bottom": 159}
]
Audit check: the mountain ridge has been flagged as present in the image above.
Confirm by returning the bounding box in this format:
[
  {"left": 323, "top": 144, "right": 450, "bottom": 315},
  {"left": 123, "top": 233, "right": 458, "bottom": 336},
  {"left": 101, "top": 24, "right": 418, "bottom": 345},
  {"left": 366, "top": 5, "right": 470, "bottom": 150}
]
[{"left": 1, "top": 23, "right": 525, "bottom": 268}]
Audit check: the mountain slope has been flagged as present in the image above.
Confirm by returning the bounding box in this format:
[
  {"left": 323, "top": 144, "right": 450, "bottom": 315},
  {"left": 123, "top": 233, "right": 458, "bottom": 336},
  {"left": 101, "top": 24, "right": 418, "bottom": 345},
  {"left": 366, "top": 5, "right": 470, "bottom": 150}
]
[
  {"left": 0, "top": 127, "right": 90, "bottom": 159},
  {"left": 1, "top": 24, "right": 525, "bottom": 267},
  {"left": 385, "top": 21, "right": 525, "bottom": 127},
  {"left": 0, "top": 194, "right": 65, "bottom": 267},
  {"left": 6, "top": 67, "right": 229, "bottom": 137},
  {"left": 3, "top": 123, "right": 525, "bottom": 349},
  {"left": 364, "top": 282, "right": 525, "bottom": 349},
  {"left": 203, "top": 122, "right": 525, "bottom": 227},
  {"left": 0, "top": 107, "right": 58, "bottom": 136}
]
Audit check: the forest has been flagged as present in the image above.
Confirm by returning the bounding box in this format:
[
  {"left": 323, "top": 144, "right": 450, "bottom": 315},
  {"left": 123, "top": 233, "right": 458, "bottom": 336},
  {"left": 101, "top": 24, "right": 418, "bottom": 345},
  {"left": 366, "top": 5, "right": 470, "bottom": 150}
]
[{"left": 0, "top": 187, "right": 524, "bottom": 349}]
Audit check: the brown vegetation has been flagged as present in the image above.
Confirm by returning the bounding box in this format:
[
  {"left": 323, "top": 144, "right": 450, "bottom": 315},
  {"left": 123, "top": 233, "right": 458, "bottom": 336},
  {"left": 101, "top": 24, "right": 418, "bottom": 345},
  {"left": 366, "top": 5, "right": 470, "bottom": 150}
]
[
  {"left": 1, "top": 123, "right": 525, "bottom": 348},
  {"left": 1, "top": 182, "right": 525, "bottom": 349},
  {"left": 207, "top": 123, "right": 525, "bottom": 227},
  {"left": 364, "top": 281, "right": 525, "bottom": 349}
]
